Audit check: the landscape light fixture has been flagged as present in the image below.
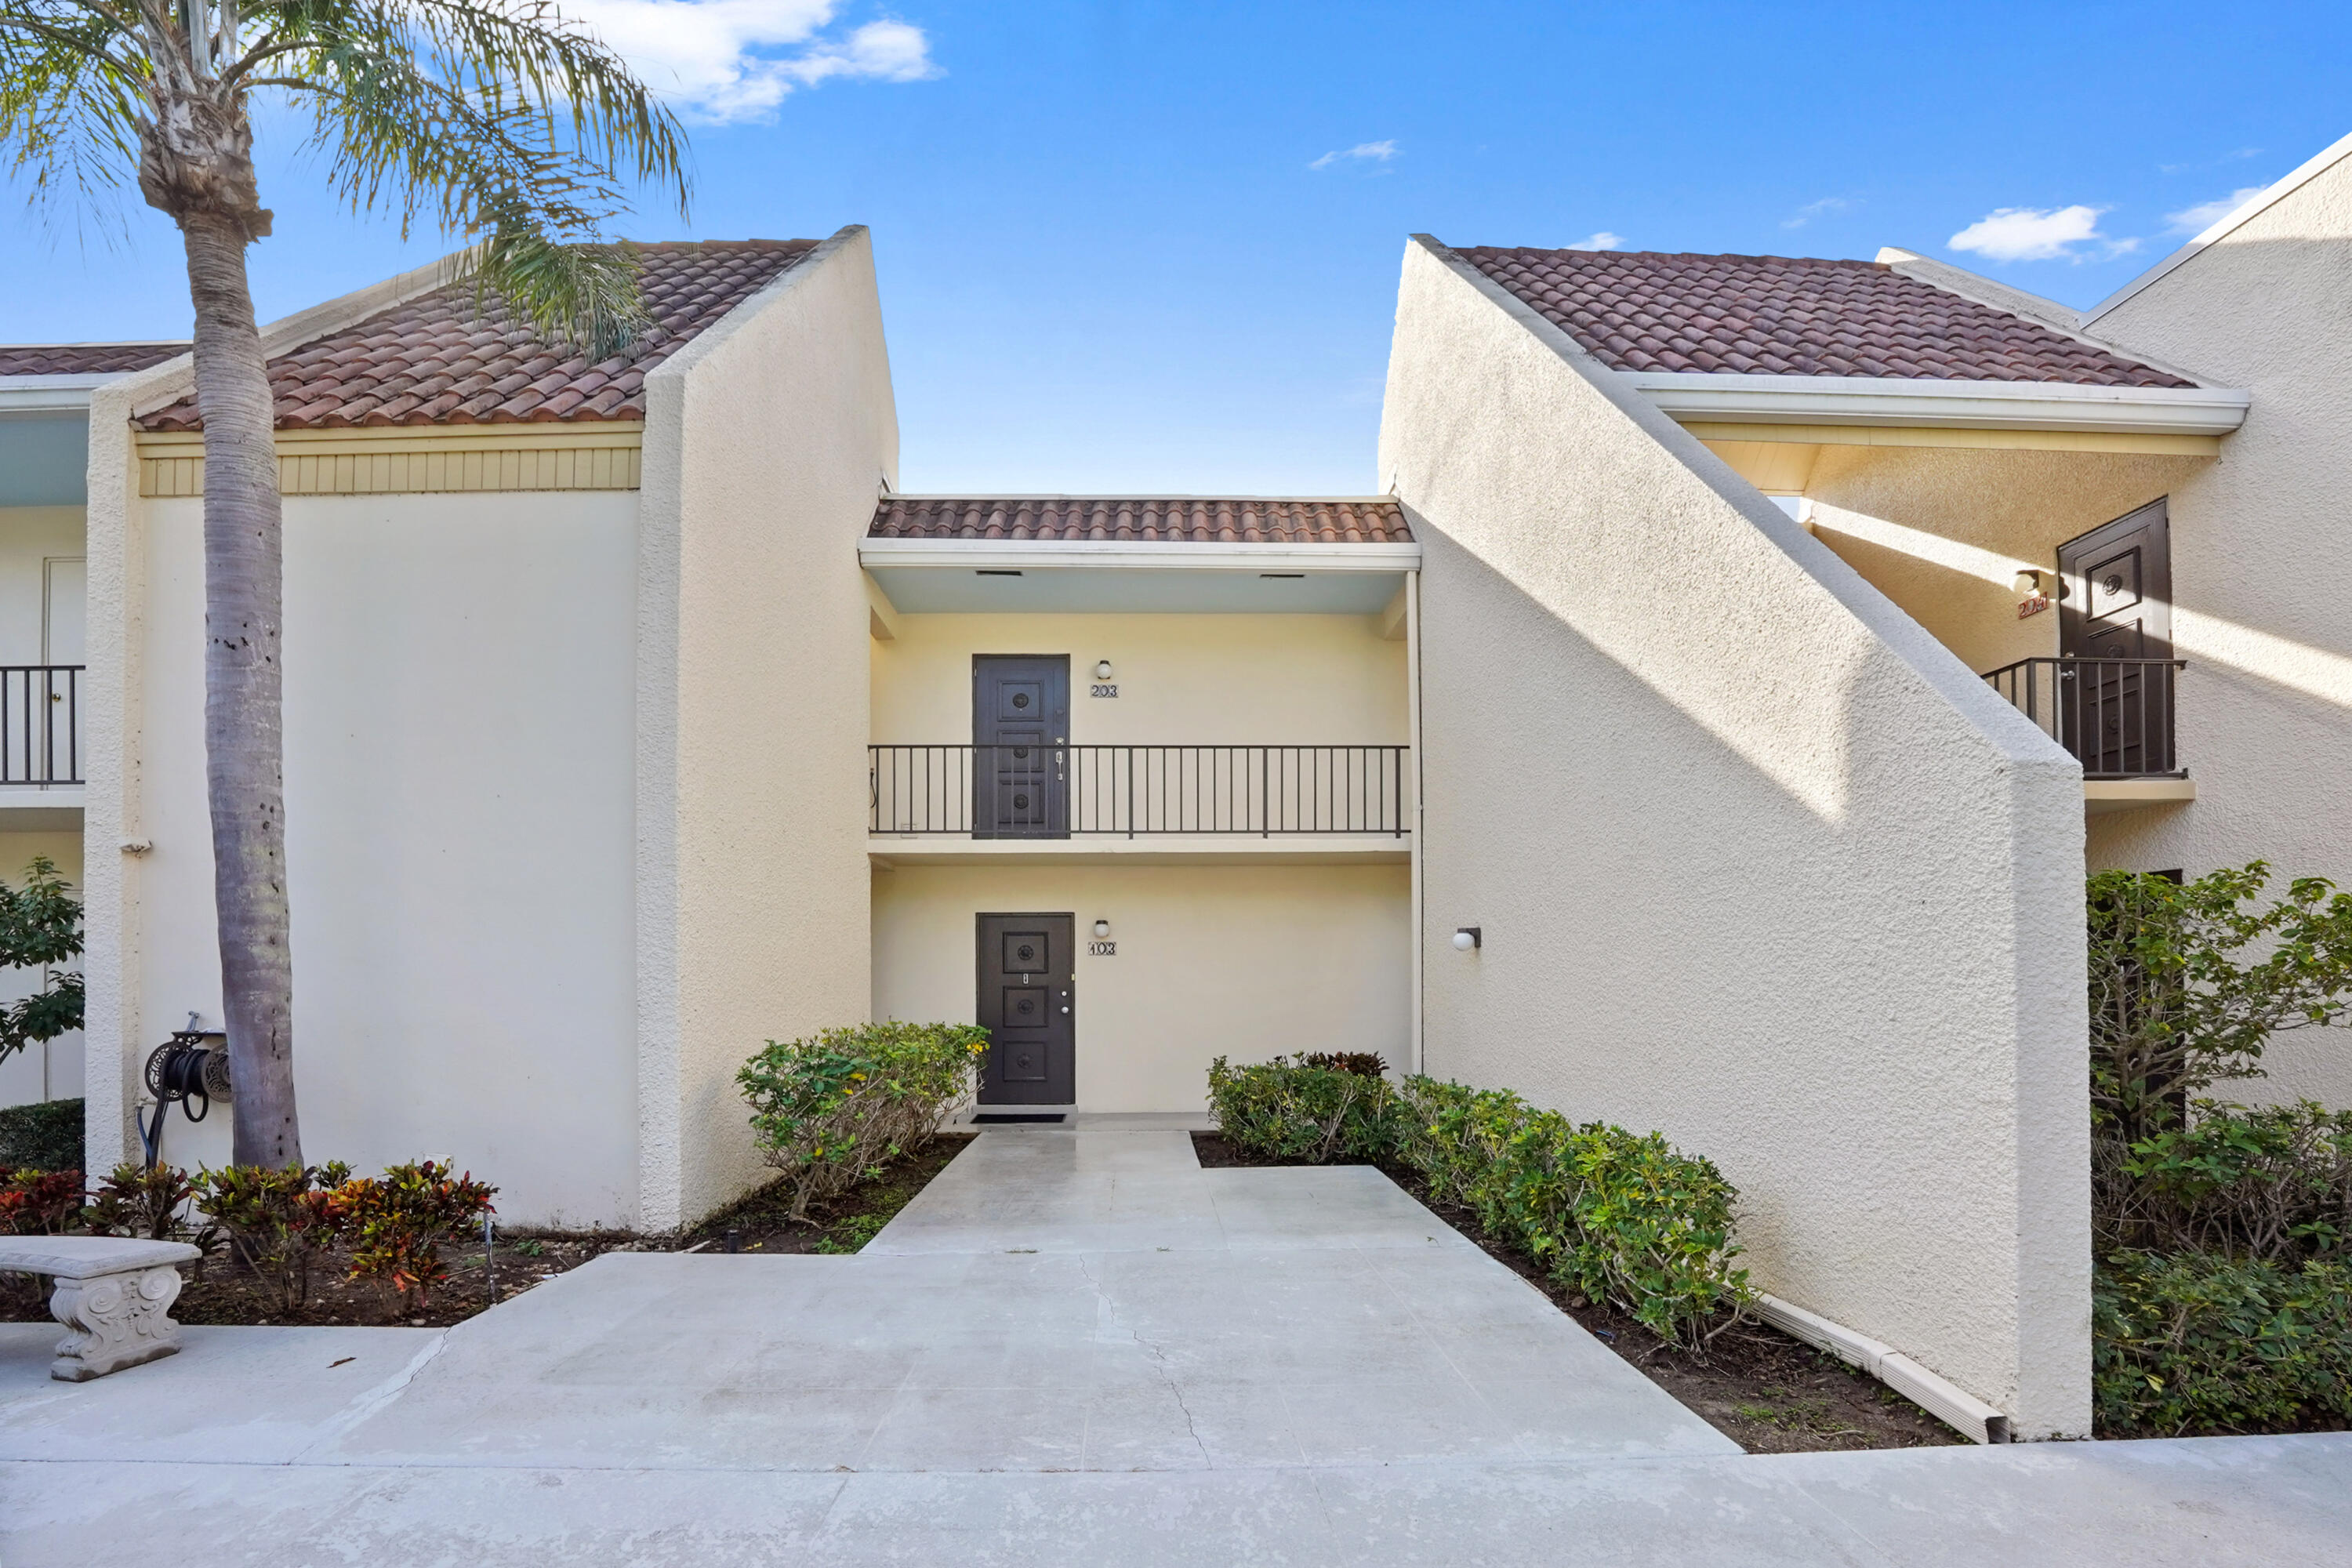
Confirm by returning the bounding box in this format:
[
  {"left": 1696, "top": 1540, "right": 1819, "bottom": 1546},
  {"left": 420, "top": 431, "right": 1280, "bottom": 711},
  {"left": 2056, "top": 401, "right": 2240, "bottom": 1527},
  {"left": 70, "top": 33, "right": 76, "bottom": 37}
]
[{"left": 1453, "top": 927, "right": 1482, "bottom": 951}]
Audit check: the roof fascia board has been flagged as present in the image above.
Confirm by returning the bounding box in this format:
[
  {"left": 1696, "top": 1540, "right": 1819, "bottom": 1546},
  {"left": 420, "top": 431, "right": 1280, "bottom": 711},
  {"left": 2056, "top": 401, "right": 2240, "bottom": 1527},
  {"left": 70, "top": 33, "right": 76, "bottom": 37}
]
[
  {"left": 1621, "top": 370, "right": 2249, "bottom": 436},
  {"left": 858, "top": 538, "right": 1421, "bottom": 572},
  {"left": 1407, "top": 230, "right": 2085, "bottom": 767},
  {"left": 646, "top": 226, "right": 862, "bottom": 390},
  {"left": 2083, "top": 129, "right": 2352, "bottom": 325},
  {"left": 0, "top": 374, "right": 117, "bottom": 412}
]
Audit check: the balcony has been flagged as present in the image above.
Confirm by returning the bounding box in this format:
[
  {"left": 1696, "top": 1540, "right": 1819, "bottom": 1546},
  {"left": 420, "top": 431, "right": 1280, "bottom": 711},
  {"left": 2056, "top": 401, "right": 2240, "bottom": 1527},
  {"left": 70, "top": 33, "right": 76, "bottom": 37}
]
[
  {"left": 1980, "top": 656, "right": 2194, "bottom": 814},
  {"left": 2, "top": 665, "right": 82, "bottom": 786},
  {"left": 869, "top": 744, "right": 1411, "bottom": 862}
]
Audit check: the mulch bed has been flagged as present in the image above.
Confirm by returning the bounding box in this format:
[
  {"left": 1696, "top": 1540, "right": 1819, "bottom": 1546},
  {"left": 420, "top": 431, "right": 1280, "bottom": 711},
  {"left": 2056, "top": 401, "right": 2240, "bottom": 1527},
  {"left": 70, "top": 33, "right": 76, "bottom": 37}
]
[
  {"left": 1191, "top": 1131, "right": 1965, "bottom": 1455},
  {"left": 1, "top": 1134, "right": 975, "bottom": 1332}
]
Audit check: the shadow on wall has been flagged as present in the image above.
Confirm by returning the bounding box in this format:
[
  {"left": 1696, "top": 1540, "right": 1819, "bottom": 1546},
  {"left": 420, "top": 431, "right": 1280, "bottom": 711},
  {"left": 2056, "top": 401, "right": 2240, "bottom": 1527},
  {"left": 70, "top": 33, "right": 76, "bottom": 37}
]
[{"left": 1414, "top": 521, "right": 2075, "bottom": 1345}]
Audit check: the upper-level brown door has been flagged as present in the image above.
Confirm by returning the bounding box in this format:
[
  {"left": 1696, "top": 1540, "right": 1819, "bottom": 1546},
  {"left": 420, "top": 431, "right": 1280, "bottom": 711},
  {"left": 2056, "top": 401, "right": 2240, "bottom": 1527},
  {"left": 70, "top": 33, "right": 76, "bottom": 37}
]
[
  {"left": 977, "top": 913, "right": 1075, "bottom": 1104},
  {"left": 973, "top": 655, "right": 1068, "bottom": 837},
  {"left": 2058, "top": 499, "right": 2175, "bottom": 776}
]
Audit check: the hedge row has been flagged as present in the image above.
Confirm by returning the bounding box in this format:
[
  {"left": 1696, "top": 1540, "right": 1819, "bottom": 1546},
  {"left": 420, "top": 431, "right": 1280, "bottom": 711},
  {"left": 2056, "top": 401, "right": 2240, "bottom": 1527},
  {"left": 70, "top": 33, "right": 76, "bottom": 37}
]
[{"left": 1207, "top": 1056, "right": 1748, "bottom": 1346}]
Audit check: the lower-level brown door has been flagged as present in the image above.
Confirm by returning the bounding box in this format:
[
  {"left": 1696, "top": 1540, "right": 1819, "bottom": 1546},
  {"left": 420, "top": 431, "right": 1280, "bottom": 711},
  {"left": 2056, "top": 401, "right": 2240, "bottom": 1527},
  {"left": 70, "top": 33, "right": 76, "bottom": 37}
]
[{"left": 976, "top": 913, "right": 1075, "bottom": 1104}]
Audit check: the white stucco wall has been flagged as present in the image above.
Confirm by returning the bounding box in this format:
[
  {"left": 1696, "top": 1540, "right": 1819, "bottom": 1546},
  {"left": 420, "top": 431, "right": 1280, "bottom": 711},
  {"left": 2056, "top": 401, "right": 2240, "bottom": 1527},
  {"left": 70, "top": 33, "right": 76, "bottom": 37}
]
[
  {"left": 122, "top": 491, "right": 640, "bottom": 1222},
  {"left": 2078, "top": 151, "right": 2352, "bottom": 1108},
  {"left": 1378, "top": 237, "right": 2092, "bottom": 1436},
  {"left": 637, "top": 227, "right": 901, "bottom": 1227},
  {"left": 871, "top": 611, "right": 1408, "bottom": 745},
  {"left": 872, "top": 860, "right": 1410, "bottom": 1109}
]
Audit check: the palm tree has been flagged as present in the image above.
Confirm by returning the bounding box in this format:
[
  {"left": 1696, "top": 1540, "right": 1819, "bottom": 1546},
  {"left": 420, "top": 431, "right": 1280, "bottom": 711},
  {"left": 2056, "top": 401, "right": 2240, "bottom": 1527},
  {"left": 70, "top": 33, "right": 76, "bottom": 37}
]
[{"left": 0, "top": 0, "right": 688, "bottom": 1167}]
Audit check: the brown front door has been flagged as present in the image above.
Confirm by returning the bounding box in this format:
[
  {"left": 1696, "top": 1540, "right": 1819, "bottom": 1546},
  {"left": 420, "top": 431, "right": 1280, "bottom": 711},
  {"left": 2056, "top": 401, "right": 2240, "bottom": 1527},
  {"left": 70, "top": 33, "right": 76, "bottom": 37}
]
[
  {"left": 2058, "top": 499, "right": 2176, "bottom": 776},
  {"left": 972, "top": 655, "right": 1069, "bottom": 838},
  {"left": 976, "top": 913, "right": 1076, "bottom": 1105}
]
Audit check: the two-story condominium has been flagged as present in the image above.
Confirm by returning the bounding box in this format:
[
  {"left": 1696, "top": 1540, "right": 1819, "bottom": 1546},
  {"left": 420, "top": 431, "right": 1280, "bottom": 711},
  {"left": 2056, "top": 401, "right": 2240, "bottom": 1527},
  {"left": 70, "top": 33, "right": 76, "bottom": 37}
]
[{"left": 4, "top": 127, "right": 2350, "bottom": 1446}]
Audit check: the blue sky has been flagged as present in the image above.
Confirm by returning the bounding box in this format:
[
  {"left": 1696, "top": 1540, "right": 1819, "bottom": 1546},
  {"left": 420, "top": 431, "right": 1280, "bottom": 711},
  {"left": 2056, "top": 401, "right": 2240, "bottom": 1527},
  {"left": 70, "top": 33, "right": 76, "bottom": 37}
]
[{"left": 4, "top": 1, "right": 2348, "bottom": 492}]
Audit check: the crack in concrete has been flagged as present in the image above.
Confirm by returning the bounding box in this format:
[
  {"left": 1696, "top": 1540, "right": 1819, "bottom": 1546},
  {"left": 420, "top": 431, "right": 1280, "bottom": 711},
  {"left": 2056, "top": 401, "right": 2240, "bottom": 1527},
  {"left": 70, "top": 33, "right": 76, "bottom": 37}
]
[{"left": 1076, "top": 1250, "right": 1210, "bottom": 1470}]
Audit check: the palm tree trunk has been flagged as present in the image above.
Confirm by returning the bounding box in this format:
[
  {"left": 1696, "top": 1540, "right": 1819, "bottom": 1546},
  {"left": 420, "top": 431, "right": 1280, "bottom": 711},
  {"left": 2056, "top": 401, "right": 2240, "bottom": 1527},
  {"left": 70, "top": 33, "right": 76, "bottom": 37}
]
[{"left": 180, "top": 209, "right": 302, "bottom": 1170}]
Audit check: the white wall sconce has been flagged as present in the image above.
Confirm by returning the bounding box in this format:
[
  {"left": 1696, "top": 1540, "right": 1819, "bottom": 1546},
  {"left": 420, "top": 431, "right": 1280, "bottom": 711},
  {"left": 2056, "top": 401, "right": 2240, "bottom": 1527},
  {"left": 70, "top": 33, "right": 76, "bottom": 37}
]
[
  {"left": 1093, "top": 918, "right": 1112, "bottom": 940},
  {"left": 1094, "top": 660, "right": 1113, "bottom": 681},
  {"left": 2012, "top": 569, "right": 2050, "bottom": 597},
  {"left": 1453, "top": 927, "right": 1482, "bottom": 951}
]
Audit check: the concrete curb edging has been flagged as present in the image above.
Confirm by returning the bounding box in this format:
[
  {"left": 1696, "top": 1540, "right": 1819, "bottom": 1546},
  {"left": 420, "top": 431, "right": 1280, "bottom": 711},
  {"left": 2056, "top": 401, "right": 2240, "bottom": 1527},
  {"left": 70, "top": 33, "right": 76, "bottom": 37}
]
[{"left": 1756, "top": 1294, "right": 2012, "bottom": 1445}]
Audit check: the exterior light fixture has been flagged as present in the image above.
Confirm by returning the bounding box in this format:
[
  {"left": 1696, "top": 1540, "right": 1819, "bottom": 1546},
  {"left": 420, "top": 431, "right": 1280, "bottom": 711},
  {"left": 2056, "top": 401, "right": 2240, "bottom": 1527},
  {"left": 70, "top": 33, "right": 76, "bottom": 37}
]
[
  {"left": 2012, "top": 570, "right": 2045, "bottom": 597},
  {"left": 1094, "top": 660, "right": 1113, "bottom": 680},
  {"left": 1093, "top": 919, "right": 1112, "bottom": 940},
  {"left": 1453, "top": 927, "right": 1482, "bottom": 951}
]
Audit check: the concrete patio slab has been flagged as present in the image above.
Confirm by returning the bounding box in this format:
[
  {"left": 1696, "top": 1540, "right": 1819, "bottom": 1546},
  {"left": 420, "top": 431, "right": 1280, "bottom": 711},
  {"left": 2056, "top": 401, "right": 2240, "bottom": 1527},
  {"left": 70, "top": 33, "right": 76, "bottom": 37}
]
[{"left": 3, "top": 1127, "right": 2347, "bottom": 1564}]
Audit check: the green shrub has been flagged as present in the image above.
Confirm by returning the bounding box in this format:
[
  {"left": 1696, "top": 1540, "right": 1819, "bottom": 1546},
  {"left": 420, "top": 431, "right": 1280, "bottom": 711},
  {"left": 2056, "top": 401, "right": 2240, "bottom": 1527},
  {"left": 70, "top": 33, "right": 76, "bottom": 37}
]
[
  {"left": 2094, "top": 1250, "right": 2352, "bottom": 1435},
  {"left": 1207, "top": 1055, "right": 1402, "bottom": 1163},
  {"left": 739, "top": 1022, "right": 989, "bottom": 1221},
  {"left": 1297, "top": 1051, "right": 1388, "bottom": 1077},
  {"left": 0, "top": 858, "right": 82, "bottom": 1068},
  {"left": 194, "top": 1162, "right": 351, "bottom": 1312},
  {"left": 333, "top": 1160, "right": 497, "bottom": 1312},
  {"left": 0, "top": 1097, "right": 82, "bottom": 1171},
  {"left": 85, "top": 1162, "right": 197, "bottom": 1241},
  {"left": 1210, "top": 1058, "right": 1748, "bottom": 1348},
  {"left": 2118, "top": 1101, "right": 2352, "bottom": 1262}
]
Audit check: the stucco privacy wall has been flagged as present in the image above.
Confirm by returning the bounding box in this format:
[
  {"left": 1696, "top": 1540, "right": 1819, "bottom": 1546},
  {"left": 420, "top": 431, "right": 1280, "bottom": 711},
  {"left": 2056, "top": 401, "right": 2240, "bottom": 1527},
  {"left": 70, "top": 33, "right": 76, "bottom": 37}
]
[
  {"left": 2079, "top": 147, "right": 2352, "bottom": 1109},
  {"left": 871, "top": 612, "right": 1408, "bottom": 746},
  {"left": 0, "top": 830, "right": 85, "bottom": 1109},
  {"left": 639, "top": 225, "right": 900, "bottom": 1229},
  {"left": 1801, "top": 445, "right": 2208, "bottom": 676},
  {"left": 872, "top": 862, "right": 1410, "bottom": 1110},
  {"left": 119, "top": 492, "right": 638, "bottom": 1221},
  {"left": 1378, "top": 237, "right": 2092, "bottom": 1436},
  {"left": 78, "top": 257, "right": 456, "bottom": 1185}
]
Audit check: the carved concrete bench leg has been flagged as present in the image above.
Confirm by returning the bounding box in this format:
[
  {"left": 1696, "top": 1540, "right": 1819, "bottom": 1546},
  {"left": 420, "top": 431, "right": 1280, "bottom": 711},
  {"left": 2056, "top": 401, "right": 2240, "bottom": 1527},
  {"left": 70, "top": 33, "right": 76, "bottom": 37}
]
[{"left": 49, "top": 1264, "right": 188, "bottom": 1381}]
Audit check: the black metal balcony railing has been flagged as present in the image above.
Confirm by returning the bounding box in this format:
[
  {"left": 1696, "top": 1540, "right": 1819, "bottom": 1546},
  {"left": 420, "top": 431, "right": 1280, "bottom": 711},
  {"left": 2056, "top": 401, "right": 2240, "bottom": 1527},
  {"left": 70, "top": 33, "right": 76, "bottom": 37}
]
[
  {"left": 871, "top": 745, "right": 1410, "bottom": 837},
  {"left": 1980, "top": 656, "right": 2185, "bottom": 779},
  {"left": 1, "top": 666, "right": 82, "bottom": 786}
]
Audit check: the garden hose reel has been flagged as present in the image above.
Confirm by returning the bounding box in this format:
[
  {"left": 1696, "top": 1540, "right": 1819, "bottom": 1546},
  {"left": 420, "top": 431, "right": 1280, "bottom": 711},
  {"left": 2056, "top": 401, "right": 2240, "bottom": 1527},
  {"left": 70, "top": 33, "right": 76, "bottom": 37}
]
[{"left": 137, "top": 1025, "right": 230, "bottom": 1169}]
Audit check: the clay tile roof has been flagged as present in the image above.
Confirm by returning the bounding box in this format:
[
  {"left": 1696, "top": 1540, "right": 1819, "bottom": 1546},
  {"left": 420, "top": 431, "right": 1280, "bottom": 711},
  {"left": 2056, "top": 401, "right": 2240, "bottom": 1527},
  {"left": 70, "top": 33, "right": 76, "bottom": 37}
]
[
  {"left": 136, "top": 240, "right": 818, "bottom": 432},
  {"left": 1457, "top": 247, "right": 2195, "bottom": 389},
  {"left": 0, "top": 343, "right": 185, "bottom": 377},
  {"left": 868, "top": 497, "right": 1414, "bottom": 545}
]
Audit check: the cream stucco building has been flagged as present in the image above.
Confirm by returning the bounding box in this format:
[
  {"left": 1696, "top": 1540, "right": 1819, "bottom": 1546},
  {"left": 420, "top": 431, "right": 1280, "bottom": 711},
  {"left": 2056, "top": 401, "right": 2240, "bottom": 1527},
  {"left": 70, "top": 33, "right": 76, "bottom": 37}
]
[{"left": 5, "top": 130, "right": 2351, "bottom": 1446}]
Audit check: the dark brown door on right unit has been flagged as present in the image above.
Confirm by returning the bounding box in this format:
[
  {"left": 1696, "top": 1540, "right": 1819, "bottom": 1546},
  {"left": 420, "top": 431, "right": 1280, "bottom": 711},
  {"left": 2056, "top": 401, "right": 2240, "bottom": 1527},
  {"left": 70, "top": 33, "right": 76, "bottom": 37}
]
[{"left": 2058, "top": 499, "right": 2175, "bottom": 777}]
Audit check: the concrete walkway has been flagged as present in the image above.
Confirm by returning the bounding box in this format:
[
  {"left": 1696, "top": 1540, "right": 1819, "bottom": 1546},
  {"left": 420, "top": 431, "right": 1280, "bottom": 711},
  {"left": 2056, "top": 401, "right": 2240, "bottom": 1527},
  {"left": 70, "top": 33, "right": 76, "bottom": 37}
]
[{"left": 3, "top": 1128, "right": 2347, "bottom": 1564}]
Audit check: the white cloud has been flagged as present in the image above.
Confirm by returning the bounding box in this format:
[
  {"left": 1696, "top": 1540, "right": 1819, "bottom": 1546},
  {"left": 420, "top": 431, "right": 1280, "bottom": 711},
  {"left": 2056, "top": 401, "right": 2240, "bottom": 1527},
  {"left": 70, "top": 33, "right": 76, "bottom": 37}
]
[
  {"left": 1309, "top": 140, "right": 1397, "bottom": 172},
  {"left": 559, "top": 0, "right": 939, "bottom": 123},
  {"left": 1947, "top": 204, "right": 2118, "bottom": 263},
  {"left": 1564, "top": 230, "right": 1624, "bottom": 252},
  {"left": 1781, "top": 196, "right": 1853, "bottom": 230},
  {"left": 2165, "top": 186, "right": 2266, "bottom": 234}
]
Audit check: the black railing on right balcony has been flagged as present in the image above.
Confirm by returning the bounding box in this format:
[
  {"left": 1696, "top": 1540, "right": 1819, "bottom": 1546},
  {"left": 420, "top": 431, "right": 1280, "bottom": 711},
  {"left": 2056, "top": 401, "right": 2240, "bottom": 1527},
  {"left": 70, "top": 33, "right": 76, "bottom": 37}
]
[
  {"left": 871, "top": 744, "right": 1410, "bottom": 837},
  {"left": 1980, "top": 656, "right": 2186, "bottom": 779},
  {"left": 1, "top": 666, "right": 82, "bottom": 786}
]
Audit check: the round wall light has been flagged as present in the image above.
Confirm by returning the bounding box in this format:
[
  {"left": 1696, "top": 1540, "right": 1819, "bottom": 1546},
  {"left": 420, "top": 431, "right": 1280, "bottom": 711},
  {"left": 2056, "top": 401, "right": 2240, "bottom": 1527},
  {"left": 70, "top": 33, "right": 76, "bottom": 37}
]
[
  {"left": 1453, "top": 927, "right": 1482, "bottom": 951},
  {"left": 1094, "top": 659, "right": 1114, "bottom": 680},
  {"left": 1093, "top": 919, "right": 1112, "bottom": 939}
]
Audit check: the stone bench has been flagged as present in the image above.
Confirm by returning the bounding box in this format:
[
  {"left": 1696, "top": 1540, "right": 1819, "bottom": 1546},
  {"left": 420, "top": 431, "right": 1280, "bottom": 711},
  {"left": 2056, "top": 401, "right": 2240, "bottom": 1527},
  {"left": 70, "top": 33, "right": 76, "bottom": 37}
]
[{"left": 0, "top": 1236, "right": 201, "bottom": 1381}]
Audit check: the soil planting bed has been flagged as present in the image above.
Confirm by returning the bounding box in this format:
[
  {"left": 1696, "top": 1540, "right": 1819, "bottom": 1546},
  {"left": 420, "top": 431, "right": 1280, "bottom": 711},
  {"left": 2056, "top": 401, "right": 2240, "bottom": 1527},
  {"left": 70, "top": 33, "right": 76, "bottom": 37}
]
[
  {"left": 1191, "top": 1131, "right": 1964, "bottom": 1455},
  {"left": 2, "top": 1133, "right": 975, "bottom": 1332}
]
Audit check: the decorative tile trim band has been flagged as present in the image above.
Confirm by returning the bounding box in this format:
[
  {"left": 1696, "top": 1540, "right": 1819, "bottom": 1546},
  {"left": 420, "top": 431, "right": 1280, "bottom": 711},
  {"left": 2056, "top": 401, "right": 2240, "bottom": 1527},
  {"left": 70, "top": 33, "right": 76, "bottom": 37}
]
[{"left": 135, "top": 426, "right": 644, "bottom": 497}]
